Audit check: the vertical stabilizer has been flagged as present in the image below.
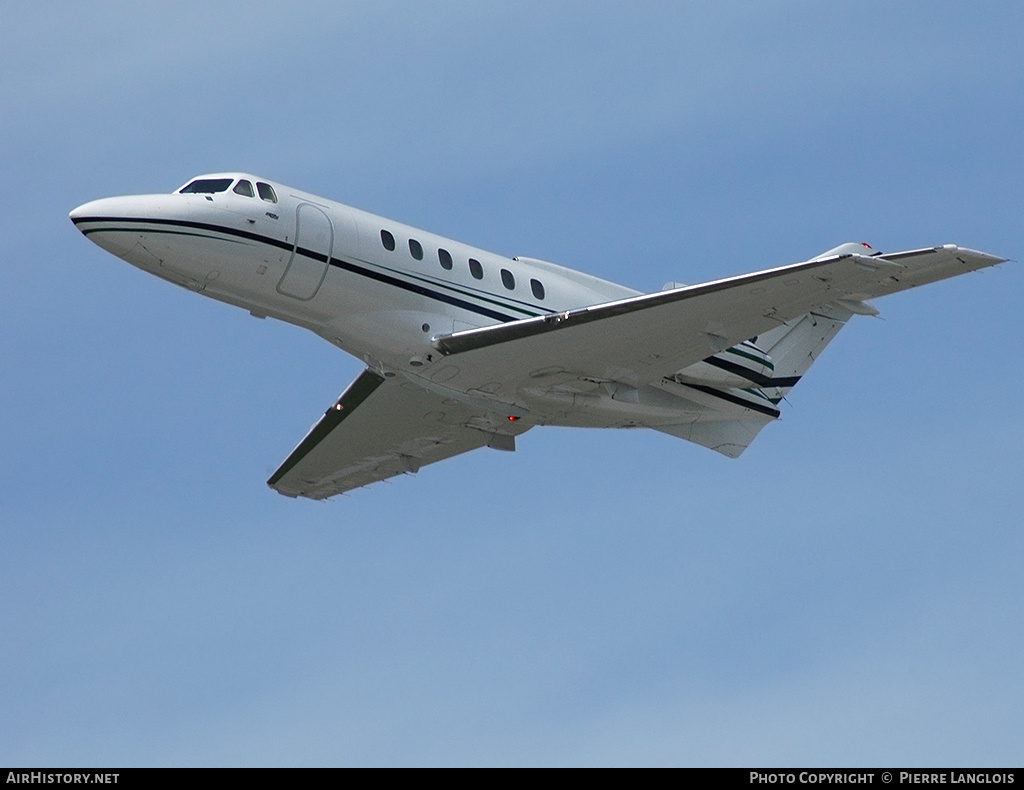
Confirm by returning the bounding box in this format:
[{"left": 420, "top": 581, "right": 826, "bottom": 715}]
[
  {"left": 753, "top": 302, "right": 855, "bottom": 401},
  {"left": 654, "top": 301, "right": 859, "bottom": 457}
]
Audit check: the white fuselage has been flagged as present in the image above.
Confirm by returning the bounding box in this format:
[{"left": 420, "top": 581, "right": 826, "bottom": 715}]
[
  {"left": 71, "top": 172, "right": 637, "bottom": 376},
  {"left": 71, "top": 173, "right": 791, "bottom": 437}
]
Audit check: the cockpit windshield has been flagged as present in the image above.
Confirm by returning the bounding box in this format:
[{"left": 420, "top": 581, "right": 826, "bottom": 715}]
[
  {"left": 256, "top": 182, "right": 278, "bottom": 203},
  {"left": 179, "top": 178, "right": 233, "bottom": 194}
]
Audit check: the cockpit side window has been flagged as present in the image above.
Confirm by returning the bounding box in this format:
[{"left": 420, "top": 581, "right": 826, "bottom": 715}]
[
  {"left": 180, "top": 178, "right": 233, "bottom": 194},
  {"left": 233, "top": 179, "right": 255, "bottom": 197},
  {"left": 256, "top": 182, "right": 278, "bottom": 203}
]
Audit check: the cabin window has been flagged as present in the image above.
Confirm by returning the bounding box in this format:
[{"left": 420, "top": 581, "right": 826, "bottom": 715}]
[
  {"left": 531, "top": 278, "right": 546, "bottom": 300},
  {"left": 468, "top": 258, "right": 483, "bottom": 280},
  {"left": 233, "top": 180, "right": 255, "bottom": 197},
  {"left": 256, "top": 182, "right": 278, "bottom": 203},
  {"left": 500, "top": 268, "right": 515, "bottom": 290},
  {"left": 381, "top": 229, "right": 396, "bottom": 251},
  {"left": 180, "top": 178, "right": 233, "bottom": 194},
  {"left": 438, "top": 248, "right": 453, "bottom": 270},
  {"left": 409, "top": 239, "right": 423, "bottom": 260}
]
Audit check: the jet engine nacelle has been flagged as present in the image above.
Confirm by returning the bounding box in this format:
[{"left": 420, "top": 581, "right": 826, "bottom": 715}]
[{"left": 674, "top": 343, "right": 774, "bottom": 389}]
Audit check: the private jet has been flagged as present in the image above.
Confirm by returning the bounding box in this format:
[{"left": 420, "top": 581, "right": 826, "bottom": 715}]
[{"left": 70, "top": 174, "right": 1005, "bottom": 498}]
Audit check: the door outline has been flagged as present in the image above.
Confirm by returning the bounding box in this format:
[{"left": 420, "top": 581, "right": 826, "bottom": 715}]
[{"left": 277, "top": 203, "right": 334, "bottom": 300}]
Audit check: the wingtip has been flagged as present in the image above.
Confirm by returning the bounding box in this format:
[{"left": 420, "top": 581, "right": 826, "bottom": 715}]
[{"left": 943, "top": 244, "right": 1008, "bottom": 265}]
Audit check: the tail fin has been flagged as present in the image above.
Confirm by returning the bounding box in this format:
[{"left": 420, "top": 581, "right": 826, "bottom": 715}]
[
  {"left": 753, "top": 301, "right": 855, "bottom": 402},
  {"left": 654, "top": 301, "right": 857, "bottom": 458}
]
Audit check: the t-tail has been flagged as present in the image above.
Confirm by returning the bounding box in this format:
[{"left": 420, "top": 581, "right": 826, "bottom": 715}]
[{"left": 653, "top": 244, "right": 875, "bottom": 457}]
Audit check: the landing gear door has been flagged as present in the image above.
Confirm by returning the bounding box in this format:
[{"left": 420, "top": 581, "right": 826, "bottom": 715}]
[{"left": 277, "top": 203, "right": 333, "bottom": 300}]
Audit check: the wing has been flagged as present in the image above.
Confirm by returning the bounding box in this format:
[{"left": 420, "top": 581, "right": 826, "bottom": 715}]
[
  {"left": 430, "top": 245, "right": 1004, "bottom": 395},
  {"left": 270, "top": 245, "right": 1002, "bottom": 497},
  {"left": 268, "top": 370, "right": 528, "bottom": 499}
]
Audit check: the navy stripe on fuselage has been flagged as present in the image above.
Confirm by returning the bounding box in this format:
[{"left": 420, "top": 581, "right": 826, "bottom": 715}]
[
  {"left": 726, "top": 345, "right": 775, "bottom": 370},
  {"left": 73, "top": 215, "right": 549, "bottom": 323},
  {"left": 701, "top": 356, "right": 801, "bottom": 389},
  {"left": 669, "top": 379, "right": 781, "bottom": 418}
]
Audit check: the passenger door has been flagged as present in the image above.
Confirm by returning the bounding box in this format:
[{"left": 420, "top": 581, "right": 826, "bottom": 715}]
[{"left": 277, "top": 203, "right": 333, "bottom": 300}]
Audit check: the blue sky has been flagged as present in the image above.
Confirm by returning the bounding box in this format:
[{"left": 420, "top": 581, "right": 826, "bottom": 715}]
[{"left": 2, "top": 1, "right": 1022, "bottom": 766}]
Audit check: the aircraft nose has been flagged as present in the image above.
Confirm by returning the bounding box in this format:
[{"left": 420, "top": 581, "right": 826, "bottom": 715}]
[
  {"left": 69, "top": 196, "right": 145, "bottom": 257},
  {"left": 69, "top": 200, "right": 91, "bottom": 226},
  {"left": 69, "top": 196, "right": 126, "bottom": 227}
]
